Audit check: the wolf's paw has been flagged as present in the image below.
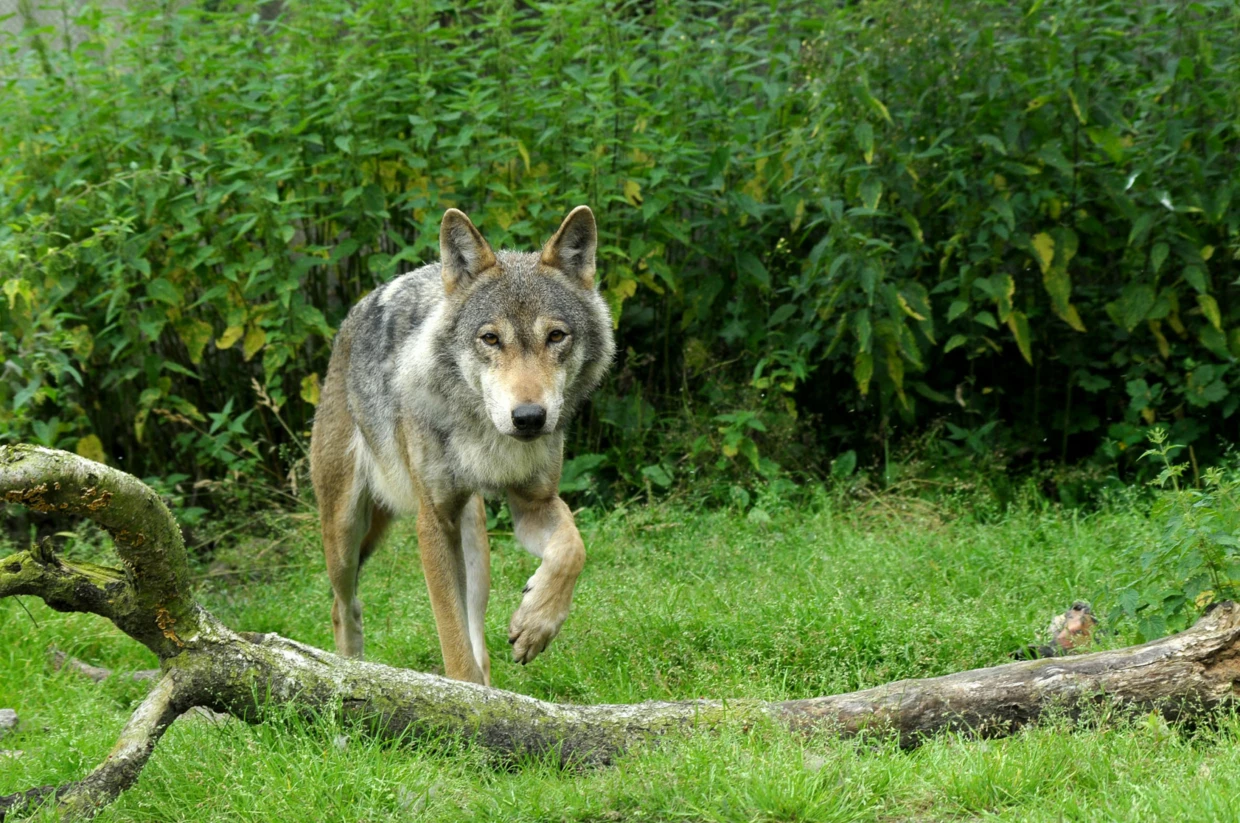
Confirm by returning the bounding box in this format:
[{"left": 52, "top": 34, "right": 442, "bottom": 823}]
[{"left": 507, "top": 587, "right": 567, "bottom": 665}]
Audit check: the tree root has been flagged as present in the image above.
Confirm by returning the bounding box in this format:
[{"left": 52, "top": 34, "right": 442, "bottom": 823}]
[{"left": 4, "top": 445, "right": 1240, "bottom": 819}]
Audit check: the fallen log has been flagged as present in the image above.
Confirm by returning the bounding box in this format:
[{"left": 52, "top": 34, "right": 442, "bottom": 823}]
[{"left": 3, "top": 444, "right": 1240, "bottom": 820}]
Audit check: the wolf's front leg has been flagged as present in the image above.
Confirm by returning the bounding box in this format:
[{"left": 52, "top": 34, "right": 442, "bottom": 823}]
[
  {"left": 506, "top": 491, "right": 585, "bottom": 664},
  {"left": 416, "top": 491, "right": 487, "bottom": 684}
]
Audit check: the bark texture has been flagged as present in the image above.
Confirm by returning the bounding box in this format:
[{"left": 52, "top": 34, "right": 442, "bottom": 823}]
[{"left": 3, "top": 445, "right": 1240, "bottom": 820}]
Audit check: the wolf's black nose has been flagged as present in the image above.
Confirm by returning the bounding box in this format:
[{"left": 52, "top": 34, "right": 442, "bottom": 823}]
[{"left": 512, "top": 404, "right": 546, "bottom": 432}]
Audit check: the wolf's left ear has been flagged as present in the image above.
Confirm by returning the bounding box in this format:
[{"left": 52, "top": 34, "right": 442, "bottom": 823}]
[
  {"left": 440, "top": 209, "right": 498, "bottom": 294},
  {"left": 540, "top": 206, "right": 597, "bottom": 289}
]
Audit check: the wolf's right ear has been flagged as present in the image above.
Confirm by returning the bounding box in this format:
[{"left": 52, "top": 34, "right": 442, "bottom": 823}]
[{"left": 440, "top": 209, "right": 497, "bottom": 294}]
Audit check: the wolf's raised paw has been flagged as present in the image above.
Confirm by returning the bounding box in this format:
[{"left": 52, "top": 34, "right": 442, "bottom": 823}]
[{"left": 507, "top": 590, "right": 566, "bottom": 665}]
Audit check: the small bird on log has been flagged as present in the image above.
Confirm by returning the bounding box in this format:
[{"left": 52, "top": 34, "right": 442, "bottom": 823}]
[{"left": 1012, "top": 601, "right": 1098, "bottom": 660}]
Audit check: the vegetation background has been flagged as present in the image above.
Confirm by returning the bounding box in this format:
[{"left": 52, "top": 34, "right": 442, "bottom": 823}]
[
  {"left": 3, "top": 0, "right": 1238, "bottom": 515},
  {"left": 5, "top": 1, "right": 1240, "bottom": 819}
]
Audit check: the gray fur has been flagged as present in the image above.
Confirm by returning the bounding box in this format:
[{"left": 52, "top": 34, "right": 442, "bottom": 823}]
[
  {"left": 313, "top": 207, "right": 614, "bottom": 679},
  {"left": 339, "top": 228, "right": 614, "bottom": 503}
]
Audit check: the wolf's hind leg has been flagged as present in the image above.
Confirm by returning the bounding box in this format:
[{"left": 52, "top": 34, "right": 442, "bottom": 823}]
[
  {"left": 323, "top": 492, "right": 375, "bottom": 659},
  {"left": 358, "top": 503, "right": 393, "bottom": 567},
  {"left": 461, "top": 494, "right": 492, "bottom": 685}
]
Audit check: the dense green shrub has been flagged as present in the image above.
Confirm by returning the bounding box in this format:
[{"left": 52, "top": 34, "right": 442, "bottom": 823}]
[
  {"left": 790, "top": 0, "right": 1240, "bottom": 485},
  {"left": 1115, "top": 427, "right": 1240, "bottom": 640},
  {"left": 1, "top": 0, "right": 1237, "bottom": 507}
]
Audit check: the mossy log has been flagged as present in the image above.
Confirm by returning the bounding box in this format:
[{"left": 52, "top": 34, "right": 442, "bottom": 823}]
[{"left": 4, "top": 445, "right": 1240, "bottom": 820}]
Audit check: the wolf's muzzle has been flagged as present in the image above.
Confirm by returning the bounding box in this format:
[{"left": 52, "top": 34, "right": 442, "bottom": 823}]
[{"left": 512, "top": 404, "right": 547, "bottom": 434}]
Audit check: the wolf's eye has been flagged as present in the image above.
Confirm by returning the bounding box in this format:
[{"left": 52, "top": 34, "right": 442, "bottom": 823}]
[
  {"left": 480, "top": 332, "right": 500, "bottom": 346},
  {"left": 547, "top": 330, "right": 567, "bottom": 344}
]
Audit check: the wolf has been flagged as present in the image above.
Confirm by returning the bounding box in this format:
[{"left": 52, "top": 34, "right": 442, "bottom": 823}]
[{"left": 309, "top": 206, "right": 615, "bottom": 685}]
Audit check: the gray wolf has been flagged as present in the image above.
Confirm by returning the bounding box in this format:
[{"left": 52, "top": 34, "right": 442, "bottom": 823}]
[{"left": 309, "top": 206, "right": 615, "bottom": 685}]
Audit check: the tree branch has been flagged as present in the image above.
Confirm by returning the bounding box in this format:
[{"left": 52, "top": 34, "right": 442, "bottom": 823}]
[
  {"left": 0, "top": 445, "right": 199, "bottom": 658},
  {"left": 0, "top": 673, "right": 186, "bottom": 822}
]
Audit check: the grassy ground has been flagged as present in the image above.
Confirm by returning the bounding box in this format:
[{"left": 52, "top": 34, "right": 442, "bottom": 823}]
[{"left": 4, "top": 491, "right": 1240, "bottom": 821}]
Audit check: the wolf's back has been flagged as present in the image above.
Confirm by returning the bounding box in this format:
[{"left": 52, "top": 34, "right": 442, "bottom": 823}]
[{"left": 333, "top": 264, "right": 445, "bottom": 426}]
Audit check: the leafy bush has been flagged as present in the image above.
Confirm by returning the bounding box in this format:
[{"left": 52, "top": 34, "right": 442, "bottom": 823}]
[
  {"left": 788, "top": 0, "right": 1240, "bottom": 479},
  {"left": 1114, "top": 428, "right": 1240, "bottom": 640},
  {"left": 1, "top": 0, "right": 1238, "bottom": 506}
]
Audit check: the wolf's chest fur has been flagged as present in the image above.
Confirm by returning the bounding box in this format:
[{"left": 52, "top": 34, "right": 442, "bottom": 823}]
[{"left": 350, "top": 415, "right": 559, "bottom": 515}]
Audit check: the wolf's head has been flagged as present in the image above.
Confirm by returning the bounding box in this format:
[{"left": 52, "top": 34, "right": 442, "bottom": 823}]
[{"left": 440, "top": 207, "right": 615, "bottom": 440}]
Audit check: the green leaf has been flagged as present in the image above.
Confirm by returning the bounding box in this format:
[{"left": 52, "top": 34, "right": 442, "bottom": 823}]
[
  {"left": 1110, "top": 283, "right": 1156, "bottom": 332},
  {"left": 75, "top": 434, "right": 106, "bottom": 465},
  {"left": 990, "top": 196, "right": 1015, "bottom": 232},
  {"left": 979, "top": 273, "right": 1015, "bottom": 322},
  {"left": 1187, "top": 365, "right": 1227, "bottom": 408},
  {"left": 147, "top": 278, "right": 183, "bottom": 306},
  {"left": 1050, "top": 226, "right": 1078, "bottom": 270},
  {"left": 1086, "top": 126, "right": 1125, "bottom": 163},
  {"left": 853, "top": 309, "right": 872, "bottom": 353},
  {"left": 902, "top": 282, "right": 934, "bottom": 343},
  {"left": 13, "top": 377, "right": 40, "bottom": 412},
  {"left": 1198, "top": 294, "right": 1222, "bottom": 331},
  {"left": 1030, "top": 232, "right": 1055, "bottom": 274},
  {"left": 176, "top": 319, "right": 212, "bottom": 365},
  {"left": 901, "top": 210, "right": 924, "bottom": 244},
  {"left": 860, "top": 179, "right": 883, "bottom": 211},
  {"left": 854, "top": 351, "right": 873, "bottom": 396},
  {"left": 559, "top": 453, "right": 607, "bottom": 493},
  {"left": 855, "top": 122, "right": 874, "bottom": 164},
  {"left": 1128, "top": 212, "right": 1154, "bottom": 247},
  {"left": 1067, "top": 87, "right": 1086, "bottom": 124},
  {"left": 896, "top": 293, "right": 925, "bottom": 321},
  {"left": 330, "top": 238, "right": 360, "bottom": 263},
  {"left": 768, "top": 303, "right": 797, "bottom": 327},
  {"left": 737, "top": 252, "right": 770, "bottom": 289},
  {"left": 243, "top": 325, "right": 267, "bottom": 362},
  {"left": 217, "top": 325, "right": 244, "bottom": 350},
  {"left": 977, "top": 134, "right": 1006, "bottom": 155},
  {"left": 886, "top": 348, "right": 907, "bottom": 407},
  {"left": 1138, "top": 614, "right": 1167, "bottom": 643},
  {"left": 1035, "top": 143, "right": 1074, "bottom": 176},
  {"left": 1006, "top": 310, "right": 1033, "bottom": 365},
  {"left": 1150, "top": 242, "right": 1170, "bottom": 274},
  {"left": 830, "top": 450, "right": 857, "bottom": 478},
  {"left": 854, "top": 78, "right": 893, "bottom": 125},
  {"left": 2, "top": 278, "right": 29, "bottom": 309},
  {"left": 300, "top": 372, "right": 321, "bottom": 406},
  {"left": 737, "top": 438, "right": 760, "bottom": 470},
  {"left": 896, "top": 322, "right": 924, "bottom": 370},
  {"left": 913, "top": 381, "right": 954, "bottom": 404},
  {"left": 944, "top": 334, "right": 968, "bottom": 353},
  {"left": 1184, "top": 266, "right": 1208, "bottom": 294},
  {"left": 1039, "top": 228, "right": 1085, "bottom": 331}
]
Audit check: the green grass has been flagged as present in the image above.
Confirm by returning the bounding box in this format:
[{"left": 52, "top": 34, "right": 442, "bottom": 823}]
[{"left": 4, "top": 492, "right": 1240, "bottom": 821}]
